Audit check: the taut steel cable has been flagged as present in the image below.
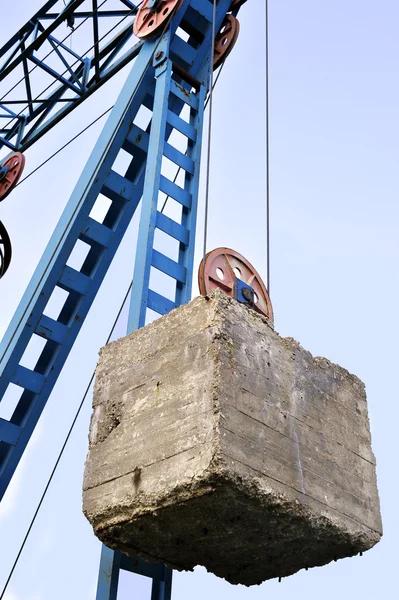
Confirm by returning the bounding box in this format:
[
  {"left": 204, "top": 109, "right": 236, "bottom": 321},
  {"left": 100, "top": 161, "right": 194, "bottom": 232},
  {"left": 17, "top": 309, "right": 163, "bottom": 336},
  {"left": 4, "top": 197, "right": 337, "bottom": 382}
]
[
  {"left": 202, "top": 0, "right": 217, "bottom": 260},
  {"left": 265, "top": 0, "right": 270, "bottom": 293}
]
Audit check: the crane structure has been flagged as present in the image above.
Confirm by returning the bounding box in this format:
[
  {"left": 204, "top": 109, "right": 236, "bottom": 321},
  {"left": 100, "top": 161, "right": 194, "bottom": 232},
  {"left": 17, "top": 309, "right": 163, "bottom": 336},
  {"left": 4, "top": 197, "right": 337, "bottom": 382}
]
[{"left": 0, "top": 1, "right": 251, "bottom": 599}]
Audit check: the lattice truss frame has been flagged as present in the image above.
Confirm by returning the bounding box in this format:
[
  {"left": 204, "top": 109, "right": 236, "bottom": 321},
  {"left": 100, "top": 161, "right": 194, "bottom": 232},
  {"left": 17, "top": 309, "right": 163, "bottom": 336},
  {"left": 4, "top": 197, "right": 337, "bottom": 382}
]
[{"left": 0, "top": 0, "right": 141, "bottom": 155}]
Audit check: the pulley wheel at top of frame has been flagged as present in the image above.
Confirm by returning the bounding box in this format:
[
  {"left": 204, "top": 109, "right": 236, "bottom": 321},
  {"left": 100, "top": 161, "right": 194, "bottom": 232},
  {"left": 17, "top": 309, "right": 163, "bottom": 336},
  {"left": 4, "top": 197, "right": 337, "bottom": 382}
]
[
  {"left": 133, "top": 0, "right": 184, "bottom": 39},
  {"left": 213, "top": 14, "right": 240, "bottom": 70},
  {"left": 133, "top": 1, "right": 241, "bottom": 71}
]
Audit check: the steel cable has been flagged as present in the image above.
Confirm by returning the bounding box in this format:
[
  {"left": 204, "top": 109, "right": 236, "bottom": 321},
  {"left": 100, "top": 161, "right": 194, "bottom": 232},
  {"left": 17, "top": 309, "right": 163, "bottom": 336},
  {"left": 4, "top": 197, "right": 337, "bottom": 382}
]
[
  {"left": 202, "top": 0, "right": 217, "bottom": 261},
  {"left": 15, "top": 106, "right": 114, "bottom": 188},
  {"left": 265, "top": 0, "right": 270, "bottom": 293}
]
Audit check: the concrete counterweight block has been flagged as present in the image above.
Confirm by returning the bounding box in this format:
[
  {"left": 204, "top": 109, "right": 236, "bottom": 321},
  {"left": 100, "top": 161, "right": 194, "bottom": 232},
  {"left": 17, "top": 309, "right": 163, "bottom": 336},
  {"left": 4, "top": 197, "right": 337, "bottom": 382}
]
[{"left": 83, "top": 290, "right": 382, "bottom": 586}]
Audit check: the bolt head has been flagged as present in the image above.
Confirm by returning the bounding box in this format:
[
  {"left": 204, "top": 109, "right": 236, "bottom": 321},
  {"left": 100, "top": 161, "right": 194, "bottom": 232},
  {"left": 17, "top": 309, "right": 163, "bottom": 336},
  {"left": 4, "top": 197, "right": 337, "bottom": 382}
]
[{"left": 242, "top": 287, "right": 255, "bottom": 304}]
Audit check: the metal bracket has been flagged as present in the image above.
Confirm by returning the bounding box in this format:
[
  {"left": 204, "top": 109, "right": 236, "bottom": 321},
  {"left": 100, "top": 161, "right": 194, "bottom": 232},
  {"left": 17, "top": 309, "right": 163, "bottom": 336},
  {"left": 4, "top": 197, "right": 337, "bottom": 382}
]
[
  {"left": 0, "top": 164, "right": 8, "bottom": 182},
  {"left": 234, "top": 278, "right": 255, "bottom": 308},
  {"left": 153, "top": 50, "right": 167, "bottom": 68},
  {"left": 153, "top": 33, "right": 169, "bottom": 69}
]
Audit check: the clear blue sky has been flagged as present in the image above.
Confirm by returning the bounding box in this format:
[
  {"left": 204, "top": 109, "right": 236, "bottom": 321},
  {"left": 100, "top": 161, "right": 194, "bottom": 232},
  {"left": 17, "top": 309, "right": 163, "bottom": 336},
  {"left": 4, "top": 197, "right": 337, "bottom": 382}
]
[{"left": 0, "top": 1, "right": 398, "bottom": 598}]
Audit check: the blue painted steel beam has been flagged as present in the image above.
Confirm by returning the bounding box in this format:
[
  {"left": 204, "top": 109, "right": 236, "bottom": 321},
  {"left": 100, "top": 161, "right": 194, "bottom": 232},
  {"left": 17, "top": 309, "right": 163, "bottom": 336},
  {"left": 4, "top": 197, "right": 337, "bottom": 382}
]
[
  {"left": 127, "top": 55, "right": 173, "bottom": 329},
  {"left": 96, "top": 546, "right": 121, "bottom": 600}
]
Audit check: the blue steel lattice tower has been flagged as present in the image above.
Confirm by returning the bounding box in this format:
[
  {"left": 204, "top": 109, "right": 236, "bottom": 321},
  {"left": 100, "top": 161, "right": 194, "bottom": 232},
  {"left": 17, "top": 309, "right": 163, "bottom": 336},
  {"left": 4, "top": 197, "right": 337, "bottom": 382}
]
[{"left": 0, "top": 1, "right": 244, "bottom": 598}]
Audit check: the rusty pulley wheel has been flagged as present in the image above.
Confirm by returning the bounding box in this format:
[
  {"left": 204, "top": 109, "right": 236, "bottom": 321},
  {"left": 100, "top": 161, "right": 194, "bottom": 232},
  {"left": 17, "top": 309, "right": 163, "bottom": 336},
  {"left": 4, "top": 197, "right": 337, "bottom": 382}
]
[
  {"left": 0, "top": 152, "right": 25, "bottom": 201},
  {"left": 0, "top": 220, "right": 12, "bottom": 278},
  {"left": 213, "top": 14, "right": 240, "bottom": 70},
  {"left": 133, "top": 0, "right": 183, "bottom": 39},
  {"left": 198, "top": 247, "right": 274, "bottom": 323}
]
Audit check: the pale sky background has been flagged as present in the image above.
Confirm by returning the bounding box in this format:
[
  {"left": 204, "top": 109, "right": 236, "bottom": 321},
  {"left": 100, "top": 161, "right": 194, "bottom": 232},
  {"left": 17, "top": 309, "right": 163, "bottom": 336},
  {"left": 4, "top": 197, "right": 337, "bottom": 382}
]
[{"left": 0, "top": 1, "right": 398, "bottom": 599}]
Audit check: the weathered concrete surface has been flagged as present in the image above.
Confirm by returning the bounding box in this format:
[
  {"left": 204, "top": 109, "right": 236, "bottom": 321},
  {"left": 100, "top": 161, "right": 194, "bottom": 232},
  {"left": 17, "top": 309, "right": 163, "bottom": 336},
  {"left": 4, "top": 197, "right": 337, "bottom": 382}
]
[{"left": 83, "top": 290, "right": 382, "bottom": 585}]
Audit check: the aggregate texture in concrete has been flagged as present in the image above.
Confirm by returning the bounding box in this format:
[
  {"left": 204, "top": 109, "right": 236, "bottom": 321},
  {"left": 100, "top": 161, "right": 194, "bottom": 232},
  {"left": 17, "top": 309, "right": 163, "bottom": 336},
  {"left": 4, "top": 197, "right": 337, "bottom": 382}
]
[{"left": 83, "top": 289, "right": 382, "bottom": 585}]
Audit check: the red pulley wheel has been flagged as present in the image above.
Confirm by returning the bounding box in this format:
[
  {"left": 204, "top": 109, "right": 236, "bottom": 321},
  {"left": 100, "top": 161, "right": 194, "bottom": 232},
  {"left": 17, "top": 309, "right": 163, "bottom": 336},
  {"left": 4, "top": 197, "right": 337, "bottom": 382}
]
[
  {"left": 0, "top": 152, "right": 25, "bottom": 201},
  {"left": 198, "top": 247, "right": 274, "bottom": 323},
  {"left": 133, "top": 0, "right": 183, "bottom": 39},
  {"left": 213, "top": 15, "right": 240, "bottom": 70}
]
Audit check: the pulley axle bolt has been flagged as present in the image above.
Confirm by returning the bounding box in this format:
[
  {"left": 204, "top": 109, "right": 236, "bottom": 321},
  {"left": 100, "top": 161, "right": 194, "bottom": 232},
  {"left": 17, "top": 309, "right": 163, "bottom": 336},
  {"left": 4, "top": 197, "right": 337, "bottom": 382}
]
[
  {"left": 155, "top": 51, "right": 164, "bottom": 60},
  {"left": 242, "top": 287, "right": 254, "bottom": 303}
]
